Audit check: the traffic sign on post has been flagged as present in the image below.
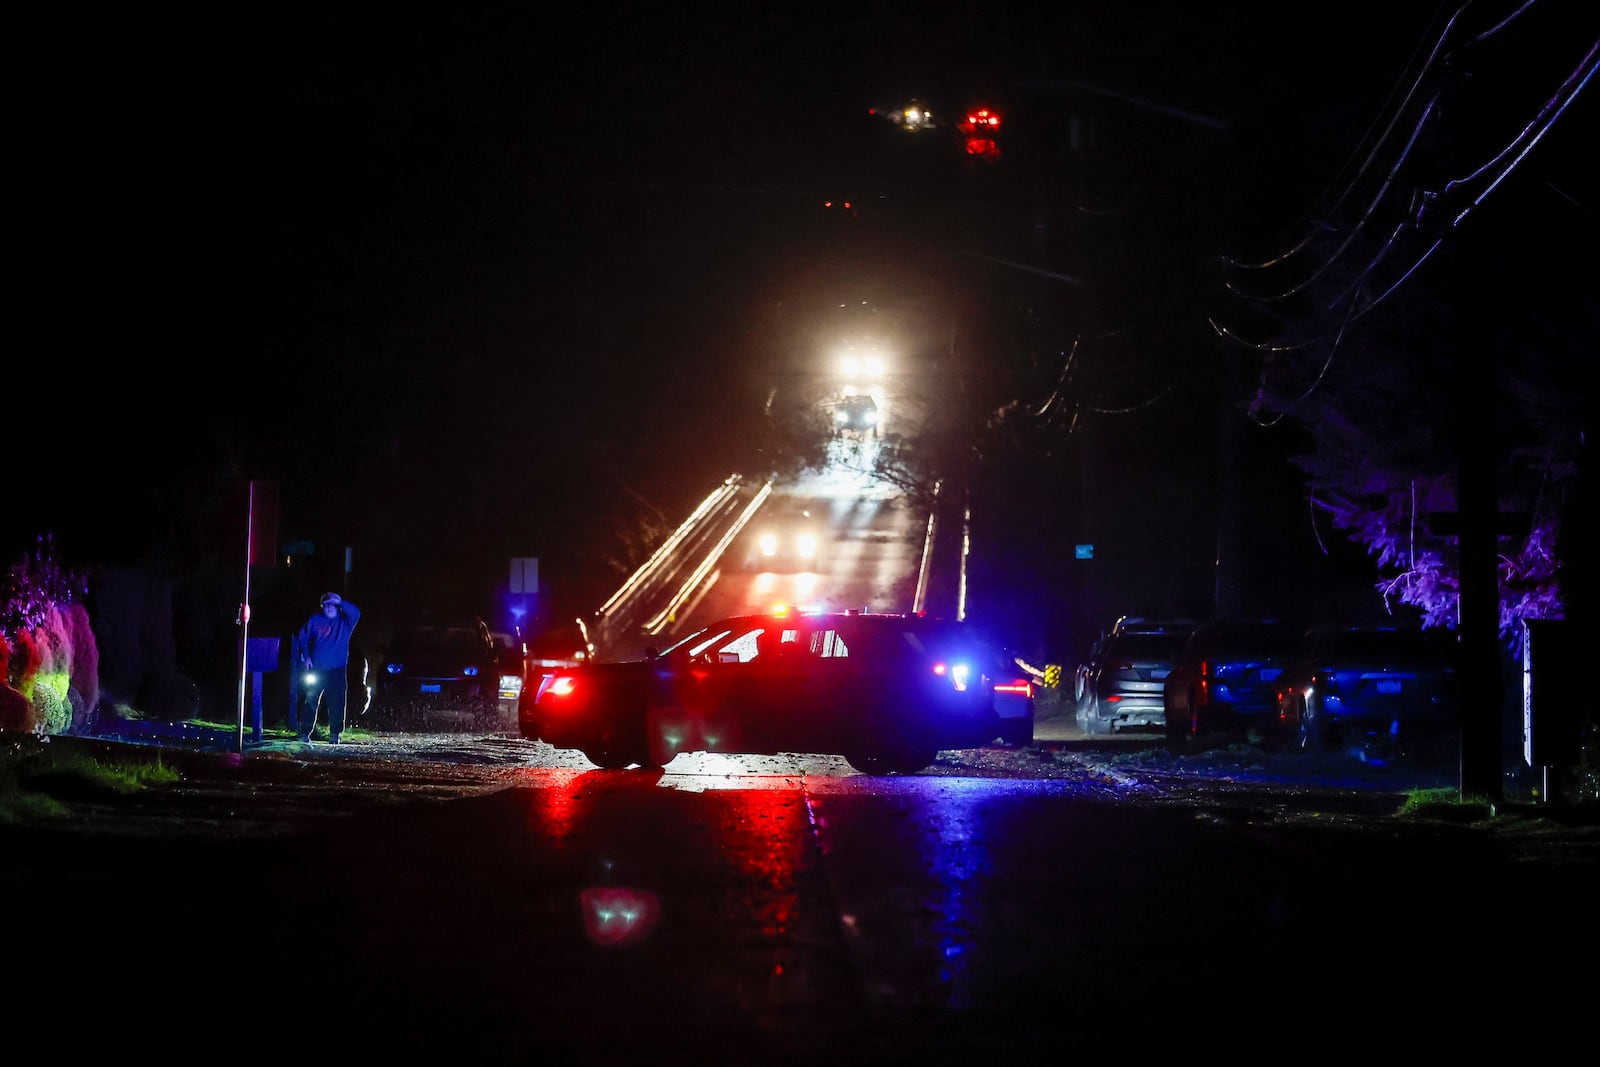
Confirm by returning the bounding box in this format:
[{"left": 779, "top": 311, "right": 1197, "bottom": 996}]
[{"left": 510, "top": 557, "right": 539, "bottom": 595}]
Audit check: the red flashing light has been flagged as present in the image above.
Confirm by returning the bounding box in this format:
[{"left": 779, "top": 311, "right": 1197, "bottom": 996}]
[{"left": 958, "top": 107, "right": 1001, "bottom": 134}]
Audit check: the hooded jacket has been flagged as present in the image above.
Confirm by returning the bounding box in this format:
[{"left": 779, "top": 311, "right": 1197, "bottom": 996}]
[{"left": 292, "top": 600, "right": 361, "bottom": 671}]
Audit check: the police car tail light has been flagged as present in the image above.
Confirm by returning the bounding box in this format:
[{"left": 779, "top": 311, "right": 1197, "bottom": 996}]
[
  {"left": 532, "top": 672, "right": 560, "bottom": 702},
  {"left": 933, "top": 661, "right": 973, "bottom": 692}
]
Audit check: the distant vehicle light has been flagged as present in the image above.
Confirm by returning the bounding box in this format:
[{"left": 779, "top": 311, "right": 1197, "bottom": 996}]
[
  {"left": 962, "top": 107, "right": 1001, "bottom": 130},
  {"left": 833, "top": 394, "right": 878, "bottom": 432},
  {"left": 838, "top": 350, "right": 887, "bottom": 380}
]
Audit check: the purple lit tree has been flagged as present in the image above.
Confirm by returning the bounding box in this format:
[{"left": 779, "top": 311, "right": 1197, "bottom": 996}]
[
  {"left": 1235, "top": 205, "right": 1588, "bottom": 643},
  {"left": 1220, "top": 4, "right": 1591, "bottom": 645}
]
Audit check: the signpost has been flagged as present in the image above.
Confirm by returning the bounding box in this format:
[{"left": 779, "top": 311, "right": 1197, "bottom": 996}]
[{"left": 237, "top": 480, "right": 278, "bottom": 751}]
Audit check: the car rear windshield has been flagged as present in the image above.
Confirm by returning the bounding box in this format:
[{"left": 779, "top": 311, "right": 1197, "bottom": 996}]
[
  {"left": 1190, "top": 621, "right": 1298, "bottom": 658},
  {"left": 1110, "top": 631, "right": 1189, "bottom": 664},
  {"left": 1322, "top": 629, "right": 1456, "bottom": 661},
  {"left": 395, "top": 627, "right": 483, "bottom": 655}
]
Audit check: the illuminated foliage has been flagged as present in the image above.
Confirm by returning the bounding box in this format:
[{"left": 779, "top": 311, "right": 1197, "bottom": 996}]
[{"left": 2, "top": 534, "right": 94, "bottom": 734}]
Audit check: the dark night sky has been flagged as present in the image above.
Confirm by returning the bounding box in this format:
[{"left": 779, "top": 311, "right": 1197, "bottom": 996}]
[{"left": 12, "top": 2, "right": 1593, "bottom": 641}]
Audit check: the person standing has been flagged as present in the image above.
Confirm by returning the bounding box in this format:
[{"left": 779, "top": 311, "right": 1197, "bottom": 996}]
[{"left": 291, "top": 592, "right": 361, "bottom": 744}]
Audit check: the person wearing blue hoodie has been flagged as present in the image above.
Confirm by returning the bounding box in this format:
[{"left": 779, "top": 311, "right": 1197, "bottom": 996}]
[{"left": 291, "top": 592, "right": 361, "bottom": 744}]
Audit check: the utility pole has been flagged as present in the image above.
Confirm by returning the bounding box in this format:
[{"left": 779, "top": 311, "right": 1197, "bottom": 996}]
[{"left": 1455, "top": 246, "right": 1503, "bottom": 802}]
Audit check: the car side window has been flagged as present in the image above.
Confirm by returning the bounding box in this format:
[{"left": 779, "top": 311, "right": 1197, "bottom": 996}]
[
  {"left": 722, "top": 629, "right": 765, "bottom": 664},
  {"left": 812, "top": 628, "right": 848, "bottom": 658}
]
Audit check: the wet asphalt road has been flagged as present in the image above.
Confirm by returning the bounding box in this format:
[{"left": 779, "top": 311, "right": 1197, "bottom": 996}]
[{"left": 7, "top": 715, "right": 1596, "bottom": 1062}]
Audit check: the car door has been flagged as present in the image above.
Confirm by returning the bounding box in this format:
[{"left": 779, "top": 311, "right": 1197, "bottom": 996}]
[{"left": 695, "top": 619, "right": 853, "bottom": 755}]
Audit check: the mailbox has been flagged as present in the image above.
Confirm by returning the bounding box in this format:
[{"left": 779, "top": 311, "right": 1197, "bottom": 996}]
[{"left": 1522, "top": 619, "right": 1581, "bottom": 769}]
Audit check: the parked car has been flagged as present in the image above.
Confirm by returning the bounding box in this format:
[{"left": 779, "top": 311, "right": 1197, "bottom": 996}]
[
  {"left": 491, "top": 630, "right": 526, "bottom": 717},
  {"left": 1163, "top": 618, "right": 1301, "bottom": 751},
  {"left": 521, "top": 620, "right": 597, "bottom": 700},
  {"left": 377, "top": 616, "right": 501, "bottom": 718},
  {"left": 1072, "top": 616, "right": 1184, "bottom": 711},
  {"left": 523, "top": 609, "right": 1033, "bottom": 773},
  {"left": 1269, "top": 623, "right": 1459, "bottom": 759},
  {"left": 1076, "top": 617, "right": 1196, "bottom": 736}
]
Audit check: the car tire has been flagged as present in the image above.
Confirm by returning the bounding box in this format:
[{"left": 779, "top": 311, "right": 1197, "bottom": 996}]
[
  {"left": 998, "top": 711, "right": 1034, "bottom": 747},
  {"left": 582, "top": 725, "right": 645, "bottom": 770},
  {"left": 1080, "top": 709, "right": 1111, "bottom": 737},
  {"left": 583, "top": 746, "right": 635, "bottom": 770},
  {"left": 845, "top": 745, "right": 936, "bottom": 775},
  {"left": 1294, "top": 699, "right": 1322, "bottom": 752},
  {"left": 1165, "top": 717, "right": 1191, "bottom": 755}
]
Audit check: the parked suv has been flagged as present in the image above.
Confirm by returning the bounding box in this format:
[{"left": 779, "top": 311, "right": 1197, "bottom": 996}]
[
  {"left": 1163, "top": 617, "right": 1301, "bottom": 751},
  {"left": 1076, "top": 617, "right": 1196, "bottom": 736}
]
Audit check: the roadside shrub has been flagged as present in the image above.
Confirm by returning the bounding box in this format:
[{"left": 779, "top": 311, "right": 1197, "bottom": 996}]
[{"left": 2, "top": 536, "right": 94, "bottom": 736}]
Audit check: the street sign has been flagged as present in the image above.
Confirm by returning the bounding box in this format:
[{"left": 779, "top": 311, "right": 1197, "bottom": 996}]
[{"left": 510, "top": 557, "right": 539, "bottom": 594}]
